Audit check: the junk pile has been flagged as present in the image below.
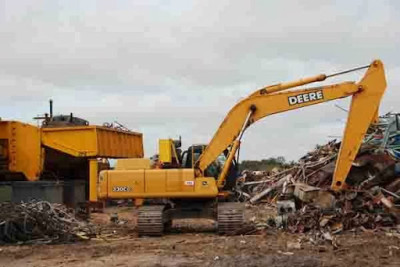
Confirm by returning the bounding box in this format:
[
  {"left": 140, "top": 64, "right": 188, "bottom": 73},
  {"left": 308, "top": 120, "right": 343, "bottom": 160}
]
[
  {"left": 237, "top": 114, "right": 400, "bottom": 236},
  {"left": 0, "top": 201, "right": 96, "bottom": 244}
]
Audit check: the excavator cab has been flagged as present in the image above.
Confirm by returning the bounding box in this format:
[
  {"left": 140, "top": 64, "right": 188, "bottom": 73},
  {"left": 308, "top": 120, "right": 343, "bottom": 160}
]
[
  {"left": 159, "top": 141, "right": 239, "bottom": 189},
  {"left": 181, "top": 144, "right": 206, "bottom": 168},
  {"left": 178, "top": 143, "right": 239, "bottom": 188}
]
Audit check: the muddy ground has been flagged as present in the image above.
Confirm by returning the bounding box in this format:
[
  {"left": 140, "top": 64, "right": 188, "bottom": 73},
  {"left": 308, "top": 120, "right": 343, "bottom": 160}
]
[{"left": 0, "top": 207, "right": 399, "bottom": 267}]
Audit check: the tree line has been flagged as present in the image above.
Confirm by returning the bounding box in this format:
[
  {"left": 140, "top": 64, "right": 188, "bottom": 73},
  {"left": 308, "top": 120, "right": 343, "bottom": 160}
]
[{"left": 239, "top": 156, "right": 294, "bottom": 172}]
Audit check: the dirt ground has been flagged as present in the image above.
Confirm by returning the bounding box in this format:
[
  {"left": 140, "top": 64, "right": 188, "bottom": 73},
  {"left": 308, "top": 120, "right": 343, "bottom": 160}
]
[{"left": 0, "top": 207, "right": 400, "bottom": 267}]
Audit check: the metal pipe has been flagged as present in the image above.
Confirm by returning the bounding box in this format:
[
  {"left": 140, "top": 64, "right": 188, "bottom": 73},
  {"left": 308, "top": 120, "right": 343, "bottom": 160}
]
[
  {"left": 380, "top": 187, "right": 400, "bottom": 199},
  {"left": 249, "top": 174, "right": 291, "bottom": 204},
  {"left": 217, "top": 140, "right": 240, "bottom": 189},
  {"left": 49, "top": 99, "right": 53, "bottom": 118},
  {"left": 236, "top": 106, "right": 256, "bottom": 165},
  {"left": 238, "top": 105, "right": 256, "bottom": 141},
  {"left": 326, "top": 64, "right": 370, "bottom": 78}
]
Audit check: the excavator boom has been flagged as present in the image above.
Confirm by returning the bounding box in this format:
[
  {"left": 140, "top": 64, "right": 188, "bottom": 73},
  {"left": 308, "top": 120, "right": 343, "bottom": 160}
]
[{"left": 196, "top": 60, "right": 386, "bottom": 191}]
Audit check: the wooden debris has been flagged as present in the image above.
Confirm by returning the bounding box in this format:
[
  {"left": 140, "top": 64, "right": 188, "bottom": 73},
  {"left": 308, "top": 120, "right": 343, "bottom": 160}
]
[{"left": 249, "top": 175, "right": 292, "bottom": 204}]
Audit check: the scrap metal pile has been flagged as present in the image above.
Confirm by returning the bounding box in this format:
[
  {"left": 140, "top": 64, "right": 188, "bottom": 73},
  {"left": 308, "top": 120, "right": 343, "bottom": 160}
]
[
  {"left": 236, "top": 139, "right": 340, "bottom": 204},
  {"left": 236, "top": 114, "right": 400, "bottom": 235},
  {"left": 0, "top": 201, "right": 96, "bottom": 244}
]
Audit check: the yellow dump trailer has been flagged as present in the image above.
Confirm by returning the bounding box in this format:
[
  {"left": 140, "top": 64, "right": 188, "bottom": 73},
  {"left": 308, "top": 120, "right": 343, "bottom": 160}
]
[
  {"left": 42, "top": 126, "right": 143, "bottom": 158},
  {"left": 0, "top": 120, "right": 144, "bottom": 204}
]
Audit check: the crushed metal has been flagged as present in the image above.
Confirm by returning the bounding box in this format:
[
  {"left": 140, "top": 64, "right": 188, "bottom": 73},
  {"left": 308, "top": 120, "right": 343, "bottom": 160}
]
[{"left": 0, "top": 200, "right": 96, "bottom": 244}]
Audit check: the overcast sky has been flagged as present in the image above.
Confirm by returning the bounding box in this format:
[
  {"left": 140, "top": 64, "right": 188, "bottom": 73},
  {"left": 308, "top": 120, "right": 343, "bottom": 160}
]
[{"left": 0, "top": 0, "right": 399, "bottom": 161}]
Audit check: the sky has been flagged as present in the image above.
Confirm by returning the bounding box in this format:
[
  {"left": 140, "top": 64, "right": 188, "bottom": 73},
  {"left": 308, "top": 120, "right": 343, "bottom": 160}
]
[{"left": 0, "top": 0, "right": 399, "bottom": 161}]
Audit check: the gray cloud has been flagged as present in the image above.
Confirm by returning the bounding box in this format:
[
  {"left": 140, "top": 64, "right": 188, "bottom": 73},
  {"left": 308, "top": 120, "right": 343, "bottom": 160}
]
[{"left": 0, "top": 0, "right": 399, "bottom": 160}]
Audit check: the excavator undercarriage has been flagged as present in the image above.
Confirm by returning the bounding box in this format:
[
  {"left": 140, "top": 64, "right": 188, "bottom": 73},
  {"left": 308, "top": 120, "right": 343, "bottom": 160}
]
[{"left": 136, "top": 200, "right": 244, "bottom": 236}]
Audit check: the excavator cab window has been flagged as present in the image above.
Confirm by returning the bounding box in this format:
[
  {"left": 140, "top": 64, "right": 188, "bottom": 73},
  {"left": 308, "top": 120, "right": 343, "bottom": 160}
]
[
  {"left": 182, "top": 145, "right": 238, "bottom": 187},
  {"left": 181, "top": 145, "right": 205, "bottom": 168},
  {"left": 181, "top": 145, "right": 229, "bottom": 170},
  {"left": 181, "top": 151, "right": 188, "bottom": 167}
]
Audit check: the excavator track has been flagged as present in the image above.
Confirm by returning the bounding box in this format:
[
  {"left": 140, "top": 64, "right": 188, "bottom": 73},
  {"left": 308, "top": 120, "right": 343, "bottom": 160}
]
[
  {"left": 217, "top": 202, "right": 244, "bottom": 235},
  {"left": 137, "top": 205, "right": 166, "bottom": 237}
]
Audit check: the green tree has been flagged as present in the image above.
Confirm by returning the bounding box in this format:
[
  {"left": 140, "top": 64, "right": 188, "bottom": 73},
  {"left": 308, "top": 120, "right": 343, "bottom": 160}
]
[{"left": 240, "top": 157, "right": 290, "bottom": 172}]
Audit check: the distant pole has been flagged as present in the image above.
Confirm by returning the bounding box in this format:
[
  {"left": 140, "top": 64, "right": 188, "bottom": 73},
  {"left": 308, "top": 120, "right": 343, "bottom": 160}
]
[{"left": 49, "top": 99, "right": 53, "bottom": 119}]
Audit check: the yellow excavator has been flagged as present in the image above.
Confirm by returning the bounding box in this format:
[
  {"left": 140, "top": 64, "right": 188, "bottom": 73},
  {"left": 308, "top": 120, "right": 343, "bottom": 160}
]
[{"left": 98, "top": 59, "right": 387, "bottom": 236}]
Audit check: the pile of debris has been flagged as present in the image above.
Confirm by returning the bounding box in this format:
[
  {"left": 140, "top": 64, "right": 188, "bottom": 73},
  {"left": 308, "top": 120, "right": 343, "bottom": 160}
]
[
  {"left": 237, "top": 114, "right": 400, "bottom": 236},
  {"left": 0, "top": 201, "right": 96, "bottom": 244},
  {"left": 236, "top": 139, "right": 340, "bottom": 204}
]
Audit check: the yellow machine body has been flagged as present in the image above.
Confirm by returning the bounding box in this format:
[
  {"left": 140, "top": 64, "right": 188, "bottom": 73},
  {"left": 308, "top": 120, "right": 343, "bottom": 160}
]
[
  {"left": 158, "top": 138, "right": 181, "bottom": 167},
  {"left": 0, "top": 121, "right": 42, "bottom": 181},
  {"left": 159, "top": 139, "right": 173, "bottom": 163},
  {"left": 115, "top": 158, "right": 151, "bottom": 170},
  {"left": 98, "top": 168, "right": 218, "bottom": 199}
]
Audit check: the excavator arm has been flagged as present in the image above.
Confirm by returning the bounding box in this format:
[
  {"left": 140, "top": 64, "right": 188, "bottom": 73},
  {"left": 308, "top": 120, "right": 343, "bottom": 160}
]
[{"left": 196, "top": 60, "right": 386, "bottom": 191}]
